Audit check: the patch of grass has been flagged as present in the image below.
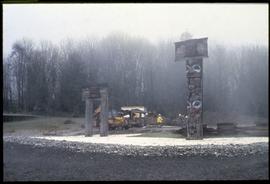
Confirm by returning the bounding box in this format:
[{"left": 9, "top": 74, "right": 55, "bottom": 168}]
[
  {"left": 3, "top": 117, "right": 84, "bottom": 135},
  {"left": 42, "top": 124, "right": 61, "bottom": 136},
  {"left": 63, "top": 119, "right": 75, "bottom": 124},
  {"left": 6, "top": 129, "right": 16, "bottom": 133}
]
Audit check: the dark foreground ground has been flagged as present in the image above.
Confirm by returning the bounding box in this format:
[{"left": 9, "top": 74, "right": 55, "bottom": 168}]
[{"left": 3, "top": 142, "right": 268, "bottom": 181}]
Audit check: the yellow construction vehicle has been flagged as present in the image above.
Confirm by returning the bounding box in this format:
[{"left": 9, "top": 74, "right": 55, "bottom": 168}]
[
  {"left": 108, "top": 112, "right": 129, "bottom": 130},
  {"left": 94, "top": 106, "right": 129, "bottom": 130}
]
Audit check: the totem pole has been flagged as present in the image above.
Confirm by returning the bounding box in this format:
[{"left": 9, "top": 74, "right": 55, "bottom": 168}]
[{"left": 175, "top": 38, "right": 208, "bottom": 140}]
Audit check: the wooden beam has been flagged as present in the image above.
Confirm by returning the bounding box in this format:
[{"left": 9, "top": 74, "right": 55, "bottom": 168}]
[
  {"left": 85, "top": 98, "right": 93, "bottom": 137},
  {"left": 100, "top": 88, "right": 109, "bottom": 136}
]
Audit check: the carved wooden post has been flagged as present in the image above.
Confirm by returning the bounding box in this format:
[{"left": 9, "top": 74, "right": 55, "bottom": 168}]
[
  {"left": 82, "top": 88, "right": 95, "bottom": 137},
  {"left": 175, "top": 38, "right": 208, "bottom": 140},
  {"left": 186, "top": 58, "right": 203, "bottom": 139},
  {"left": 100, "top": 88, "right": 109, "bottom": 136},
  {"left": 85, "top": 98, "right": 93, "bottom": 136}
]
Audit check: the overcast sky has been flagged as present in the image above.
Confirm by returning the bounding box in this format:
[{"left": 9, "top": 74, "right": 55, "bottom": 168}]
[{"left": 3, "top": 3, "right": 268, "bottom": 57}]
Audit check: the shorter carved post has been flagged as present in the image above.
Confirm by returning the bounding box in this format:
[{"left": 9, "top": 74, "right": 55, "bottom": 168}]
[
  {"left": 85, "top": 98, "right": 93, "bottom": 136},
  {"left": 100, "top": 88, "right": 109, "bottom": 136}
]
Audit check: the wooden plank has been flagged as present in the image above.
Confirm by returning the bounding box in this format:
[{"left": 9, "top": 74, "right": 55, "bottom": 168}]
[
  {"left": 100, "top": 88, "right": 109, "bottom": 136},
  {"left": 175, "top": 38, "right": 208, "bottom": 62},
  {"left": 82, "top": 89, "right": 90, "bottom": 101},
  {"left": 82, "top": 87, "right": 101, "bottom": 100},
  {"left": 89, "top": 86, "right": 101, "bottom": 99},
  {"left": 85, "top": 98, "right": 93, "bottom": 137}
]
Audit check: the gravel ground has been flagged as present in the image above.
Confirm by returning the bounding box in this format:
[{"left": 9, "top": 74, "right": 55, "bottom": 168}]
[
  {"left": 31, "top": 134, "right": 269, "bottom": 146},
  {"left": 3, "top": 135, "right": 268, "bottom": 157},
  {"left": 3, "top": 136, "right": 269, "bottom": 181}
]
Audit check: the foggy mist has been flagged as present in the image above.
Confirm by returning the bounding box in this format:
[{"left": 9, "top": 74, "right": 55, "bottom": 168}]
[{"left": 3, "top": 32, "right": 268, "bottom": 120}]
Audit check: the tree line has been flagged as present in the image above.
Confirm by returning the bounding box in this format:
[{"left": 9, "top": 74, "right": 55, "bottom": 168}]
[{"left": 3, "top": 33, "right": 268, "bottom": 118}]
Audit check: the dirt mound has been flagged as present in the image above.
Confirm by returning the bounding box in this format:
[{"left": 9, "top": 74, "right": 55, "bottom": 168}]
[{"left": 63, "top": 120, "right": 75, "bottom": 124}]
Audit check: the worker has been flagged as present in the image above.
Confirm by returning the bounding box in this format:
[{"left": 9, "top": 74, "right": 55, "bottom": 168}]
[{"left": 156, "top": 114, "right": 164, "bottom": 127}]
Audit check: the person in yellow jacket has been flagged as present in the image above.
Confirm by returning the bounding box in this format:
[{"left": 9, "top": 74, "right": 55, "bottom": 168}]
[{"left": 156, "top": 114, "right": 164, "bottom": 127}]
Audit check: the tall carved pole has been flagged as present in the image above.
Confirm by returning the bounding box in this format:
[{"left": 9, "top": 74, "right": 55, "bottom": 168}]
[
  {"left": 175, "top": 38, "right": 208, "bottom": 140},
  {"left": 100, "top": 88, "right": 109, "bottom": 136},
  {"left": 186, "top": 58, "right": 203, "bottom": 139}
]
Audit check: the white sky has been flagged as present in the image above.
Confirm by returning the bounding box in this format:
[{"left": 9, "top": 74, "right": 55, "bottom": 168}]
[{"left": 3, "top": 3, "right": 269, "bottom": 57}]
